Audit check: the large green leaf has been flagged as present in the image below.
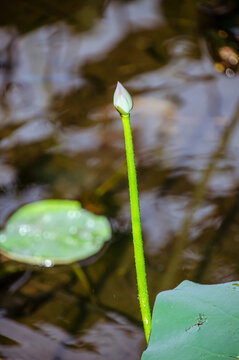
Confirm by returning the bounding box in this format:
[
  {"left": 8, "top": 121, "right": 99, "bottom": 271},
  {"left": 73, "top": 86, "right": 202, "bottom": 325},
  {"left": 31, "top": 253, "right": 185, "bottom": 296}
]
[
  {"left": 0, "top": 200, "right": 111, "bottom": 266},
  {"left": 142, "top": 280, "right": 239, "bottom": 360}
]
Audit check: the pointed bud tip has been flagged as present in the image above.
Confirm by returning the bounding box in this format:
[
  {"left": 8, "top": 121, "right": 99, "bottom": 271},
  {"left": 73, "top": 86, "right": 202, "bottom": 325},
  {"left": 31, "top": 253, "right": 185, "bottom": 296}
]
[{"left": 113, "top": 81, "right": 133, "bottom": 115}]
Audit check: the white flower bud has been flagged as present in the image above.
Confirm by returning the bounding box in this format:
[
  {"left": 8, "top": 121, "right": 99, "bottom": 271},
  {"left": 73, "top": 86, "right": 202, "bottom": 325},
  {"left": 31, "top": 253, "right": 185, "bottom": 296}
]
[{"left": 113, "top": 81, "right": 133, "bottom": 115}]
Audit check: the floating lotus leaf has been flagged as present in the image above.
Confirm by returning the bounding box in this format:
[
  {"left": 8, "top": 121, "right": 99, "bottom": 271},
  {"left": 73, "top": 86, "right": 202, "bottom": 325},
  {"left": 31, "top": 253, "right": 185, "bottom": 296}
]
[
  {"left": 142, "top": 280, "right": 239, "bottom": 360},
  {"left": 0, "top": 200, "right": 111, "bottom": 266}
]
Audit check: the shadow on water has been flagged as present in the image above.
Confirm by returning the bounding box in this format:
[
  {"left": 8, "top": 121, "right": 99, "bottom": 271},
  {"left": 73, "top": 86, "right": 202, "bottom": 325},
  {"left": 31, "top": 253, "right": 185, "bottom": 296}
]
[{"left": 0, "top": 0, "right": 239, "bottom": 359}]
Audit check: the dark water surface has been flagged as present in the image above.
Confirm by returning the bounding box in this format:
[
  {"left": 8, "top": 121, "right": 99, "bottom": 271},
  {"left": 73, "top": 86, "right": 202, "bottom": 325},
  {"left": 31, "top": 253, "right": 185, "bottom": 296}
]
[{"left": 0, "top": 0, "right": 239, "bottom": 359}]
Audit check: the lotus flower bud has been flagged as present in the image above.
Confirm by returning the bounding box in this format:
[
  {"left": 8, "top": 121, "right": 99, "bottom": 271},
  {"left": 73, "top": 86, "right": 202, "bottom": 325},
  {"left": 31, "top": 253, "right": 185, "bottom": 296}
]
[{"left": 113, "top": 81, "right": 133, "bottom": 115}]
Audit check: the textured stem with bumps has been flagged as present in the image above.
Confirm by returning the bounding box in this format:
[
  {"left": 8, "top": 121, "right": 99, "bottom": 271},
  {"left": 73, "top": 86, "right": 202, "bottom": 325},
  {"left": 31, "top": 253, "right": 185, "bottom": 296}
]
[{"left": 121, "top": 113, "right": 152, "bottom": 342}]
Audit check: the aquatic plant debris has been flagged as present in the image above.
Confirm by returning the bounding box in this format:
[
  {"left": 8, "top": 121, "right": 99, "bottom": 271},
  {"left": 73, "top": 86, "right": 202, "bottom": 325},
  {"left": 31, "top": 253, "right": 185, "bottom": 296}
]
[
  {"left": 0, "top": 199, "right": 111, "bottom": 266},
  {"left": 186, "top": 313, "right": 208, "bottom": 333}
]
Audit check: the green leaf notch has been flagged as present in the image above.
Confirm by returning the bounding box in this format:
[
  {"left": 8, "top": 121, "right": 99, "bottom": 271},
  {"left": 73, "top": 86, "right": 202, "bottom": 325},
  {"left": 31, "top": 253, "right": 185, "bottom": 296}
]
[
  {"left": 142, "top": 280, "right": 239, "bottom": 360},
  {"left": 0, "top": 199, "right": 111, "bottom": 266}
]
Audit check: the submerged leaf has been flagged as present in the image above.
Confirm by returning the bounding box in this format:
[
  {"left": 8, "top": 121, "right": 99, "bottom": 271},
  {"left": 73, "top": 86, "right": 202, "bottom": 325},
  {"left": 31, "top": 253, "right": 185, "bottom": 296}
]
[
  {"left": 142, "top": 280, "right": 239, "bottom": 360},
  {"left": 0, "top": 200, "right": 111, "bottom": 266}
]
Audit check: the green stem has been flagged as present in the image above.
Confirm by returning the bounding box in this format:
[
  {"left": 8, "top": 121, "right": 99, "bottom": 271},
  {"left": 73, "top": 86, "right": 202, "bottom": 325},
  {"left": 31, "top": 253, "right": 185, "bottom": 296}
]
[
  {"left": 72, "top": 263, "right": 96, "bottom": 302},
  {"left": 121, "top": 113, "right": 151, "bottom": 342}
]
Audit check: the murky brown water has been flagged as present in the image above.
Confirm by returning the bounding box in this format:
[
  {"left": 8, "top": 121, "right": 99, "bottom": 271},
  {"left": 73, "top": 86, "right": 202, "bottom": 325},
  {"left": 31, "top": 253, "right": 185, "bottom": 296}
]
[{"left": 0, "top": 0, "right": 239, "bottom": 359}]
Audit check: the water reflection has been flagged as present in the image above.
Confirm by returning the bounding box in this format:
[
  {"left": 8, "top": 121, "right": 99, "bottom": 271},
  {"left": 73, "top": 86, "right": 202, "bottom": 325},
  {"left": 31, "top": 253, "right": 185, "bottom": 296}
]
[
  {"left": 0, "top": 0, "right": 239, "bottom": 359},
  {"left": 0, "top": 0, "right": 162, "bottom": 125}
]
